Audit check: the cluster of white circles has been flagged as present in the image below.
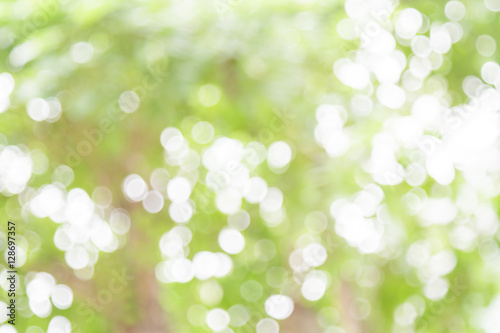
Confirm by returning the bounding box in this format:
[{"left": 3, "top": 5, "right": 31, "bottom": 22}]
[
  {"left": 127, "top": 122, "right": 291, "bottom": 227},
  {"left": 332, "top": 0, "right": 499, "bottom": 190},
  {"left": 0, "top": 315, "right": 71, "bottom": 333},
  {"left": 26, "top": 97, "right": 62, "bottom": 122},
  {"left": 143, "top": 123, "right": 298, "bottom": 331},
  {"left": 29, "top": 184, "right": 130, "bottom": 279},
  {"left": 332, "top": 1, "right": 500, "bottom": 329},
  {"left": 22, "top": 272, "right": 73, "bottom": 318},
  {"left": 200, "top": 294, "right": 294, "bottom": 332},
  {"left": 330, "top": 184, "right": 387, "bottom": 254},
  {"left": 156, "top": 225, "right": 233, "bottom": 283}
]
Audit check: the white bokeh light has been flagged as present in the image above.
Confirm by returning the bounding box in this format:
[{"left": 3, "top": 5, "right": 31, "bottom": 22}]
[
  {"left": 218, "top": 229, "right": 245, "bottom": 255},
  {"left": 265, "top": 295, "right": 294, "bottom": 320}
]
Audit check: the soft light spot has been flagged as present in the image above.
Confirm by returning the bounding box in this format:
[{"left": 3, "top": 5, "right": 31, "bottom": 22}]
[
  {"left": 445, "top": 1, "right": 466, "bottom": 21},
  {"left": 395, "top": 8, "right": 423, "bottom": 39},
  {"left": 256, "top": 318, "right": 279, "bottom": 333},
  {"left": 122, "top": 174, "right": 148, "bottom": 202},
  {"left": 119, "top": 91, "right": 140, "bottom": 113},
  {"left": 191, "top": 121, "right": 215, "bottom": 144},
  {"left": 198, "top": 84, "right": 221, "bottom": 107},
  {"left": 142, "top": 190, "right": 164, "bottom": 213},
  {"left": 476, "top": 35, "right": 496, "bottom": 57},
  {"left": 70, "top": 42, "right": 93, "bottom": 64}
]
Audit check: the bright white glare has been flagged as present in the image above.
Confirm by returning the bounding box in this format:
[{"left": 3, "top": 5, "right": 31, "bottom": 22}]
[
  {"left": 418, "top": 198, "right": 457, "bottom": 225},
  {"left": 265, "top": 295, "right": 294, "bottom": 320},
  {"left": 0, "top": 73, "right": 14, "bottom": 98},
  {"left": 334, "top": 60, "right": 370, "bottom": 89},
  {"left": 29, "top": 299, "right": 52, "bottom": 318},
  {"left": 430, "top": 28, "right": 452, "bottom": 54},
  {"left": 260, "top": 187, "right": 283, "bottom": 213},
  {"left": 90, "top": 220, "right": 114, "bottom": 250},
  {"left": 302, "top": 243, "right": 327, "bottom": 267},
  {"left": 0, "top": 146, "right": 33, "bottom": 195},
  {"left": 64, "top": 188, "right": 95, "bottom": 226},
  {"left": 376, "top": 84, "right": 406, "bottom": 109},
  {"left": 202, "top": 137, "right": 244, "bottom": 171},
  {"left": 192, "top": 251, "right": 220, "bottom": 280},
  {"left": 167, "top": 177, "right": 191, "bottom": 202},
  {"left": 344, "top": 0, "right": 369, "bottom": 18},
  {"left": 26, "top": 273, "right": 55, "bottom": 302},
  {"left": 267, "top": 141, "right": 292, "bottom": 169},
  {"left": 218, "top": 229, "right": 245, "bottom": 255},
  {"left": 365, "top": 29, "right": 396, "bottom": 56},
  {"left": 30, "top": 185, "right": 65, "bottom": 219},
  {"left": 216, "top": 188, "right": 242, "bottom": 215},
  {"left": 243, "top": 177, "right": 268, "bottom": 203}
]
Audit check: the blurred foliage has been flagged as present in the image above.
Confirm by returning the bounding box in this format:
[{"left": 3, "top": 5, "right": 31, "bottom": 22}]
[{"left": 0, "top": 0, "right": 499, "bottom": 332}]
